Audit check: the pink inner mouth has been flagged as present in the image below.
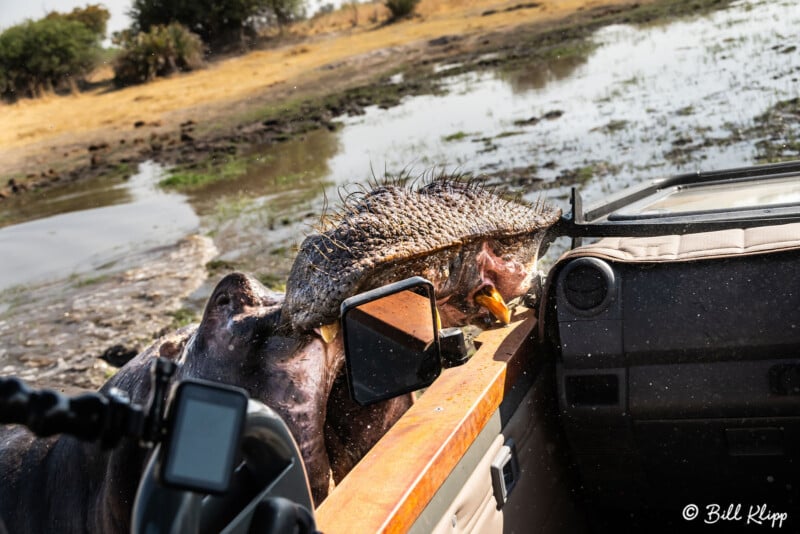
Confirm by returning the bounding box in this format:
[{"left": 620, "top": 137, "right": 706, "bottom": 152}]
[
  {"left": 467, "top": 241, "right": 531, "bottom": 304},
  {"left": 433, "top": 241, "right": 535, "bottom": 326}
]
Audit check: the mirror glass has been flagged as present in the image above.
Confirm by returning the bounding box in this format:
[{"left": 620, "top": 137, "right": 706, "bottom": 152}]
[{"left": 342, "top": 277, "right": 441, "bottom": 406}]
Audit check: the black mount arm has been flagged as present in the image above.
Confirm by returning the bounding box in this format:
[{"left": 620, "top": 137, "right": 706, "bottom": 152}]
[{"left": 0, "top": 358, "right": 177, "bottom": 449}]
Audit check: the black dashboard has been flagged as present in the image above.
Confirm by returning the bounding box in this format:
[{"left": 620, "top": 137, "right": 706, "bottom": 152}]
[{"left": 551, "top": 239, "right": 800, "bottom": 508}]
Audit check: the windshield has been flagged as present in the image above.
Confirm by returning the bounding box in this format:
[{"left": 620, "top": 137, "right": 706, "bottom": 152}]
[{"left": 619, "top": 176, "right": 800, "bottom": 217}]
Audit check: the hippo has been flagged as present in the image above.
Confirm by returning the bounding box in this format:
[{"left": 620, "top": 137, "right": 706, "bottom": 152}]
[{"left": 0, "top": 177, "right": 560, "bottom": 532}]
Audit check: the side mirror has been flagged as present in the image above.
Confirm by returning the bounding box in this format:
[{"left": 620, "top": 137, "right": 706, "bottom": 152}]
[{"left": 341, "top": 277, "right": 441, "bottom": 406}]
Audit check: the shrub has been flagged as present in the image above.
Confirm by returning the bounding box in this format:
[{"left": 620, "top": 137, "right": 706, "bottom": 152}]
[
  {"left": 113, "top": 23, "right": 205, "bottom": 86},
  {"left": 0, "top": 17, "right": 101, "bottom": 99},
  {"left": 46, "top": 4, "right": 110, "bottom": 37},
  {"left": 385, "top": 0, "right": 420, "bottom": 20},
  {"left": 129, "top": 0, "right": 307, "bottom": 49}
]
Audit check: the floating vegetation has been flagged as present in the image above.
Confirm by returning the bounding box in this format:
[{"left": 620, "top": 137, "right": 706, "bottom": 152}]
[
  {"left": 442, "top": 131, "right": 471, "bottom": 142},
  {"left": 257, "top": 272, "right": 286, "bottom": 292},
  {"left": 206, "top": 259, "right": 237, "bottom": 274},
  {"left": 495, "top": 130, "right": 525, "bottom": 139},
  {"left": 168, "top": 307, "right": 198, "bottom": 329},
  {"left": 741, "top": 98, "right": 800, "bottom": 163},
  {"left": 593, "top": 120, "right": 629, "bottom": 134},
  {"left": 160, "top": 157, "right": 249, "bottom": 189}
]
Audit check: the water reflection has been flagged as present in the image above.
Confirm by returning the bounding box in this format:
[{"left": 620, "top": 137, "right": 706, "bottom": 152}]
[
  {"left": 498, "top": 52, "right": 592, "bottom": 95},
  {"left": 0, "top": 162, "right": 198, "bottom": 292},
  {"left": 326, "top": 0, "right": 800, "bottom": 213},
  {"left": 2, "top": 0, "right": 799, "bottom": 290},
  {"left": 186, "top": 128, "right": 339, "bottom": 216},
  {"left": 0, "top": 170, "right": 133, "bottom": 229},
  {"left": 194, "top": 128, "right": 340, "bottom": 275}
]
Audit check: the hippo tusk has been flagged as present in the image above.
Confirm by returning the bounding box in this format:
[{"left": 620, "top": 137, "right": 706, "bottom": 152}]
[
  {"left": 318, "top": 322, "right": 340, "bottom": 344},
  {"left": 474, "top": 286, "right": 511, "bottom": 324}
]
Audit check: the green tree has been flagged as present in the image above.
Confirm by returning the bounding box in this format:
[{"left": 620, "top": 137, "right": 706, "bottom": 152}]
[
  {"left": 264, "top": 0, "right": 306, "bottom": 26},
  {"left": 129, "top": 0, "right": 305, "bottom": 48},
  {"left": 46, "top": 4, "right": 110, "bottom": 38},
  {"left": 0, "top": 17, "right": 102, "bottom": 99}
]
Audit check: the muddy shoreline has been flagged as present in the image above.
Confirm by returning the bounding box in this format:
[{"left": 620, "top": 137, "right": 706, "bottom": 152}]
[{"left": 0, "top": 236, "right": 216, "bottom": 391}]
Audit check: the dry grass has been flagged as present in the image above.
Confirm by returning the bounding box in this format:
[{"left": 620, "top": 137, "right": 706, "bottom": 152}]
[{"left": 0, "top": 0, "right": 620, "bottom": 170}]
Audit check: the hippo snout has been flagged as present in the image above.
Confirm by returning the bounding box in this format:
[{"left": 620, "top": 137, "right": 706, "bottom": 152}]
[{"left": 179, "top": 273, "right": 284, "bottom": 378}]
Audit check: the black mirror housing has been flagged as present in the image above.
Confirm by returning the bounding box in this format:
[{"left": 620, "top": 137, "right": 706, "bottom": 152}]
[{"left": 341, "top": 277, "right": 441, "bottom": 406}]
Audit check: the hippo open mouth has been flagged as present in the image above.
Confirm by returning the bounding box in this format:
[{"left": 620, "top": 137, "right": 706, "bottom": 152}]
[
  {"left": 283, "top": 179, "right": 560, "bottom": 332},
  {"left": 264, "top": 178, "right": 560, "bottom": 502}
]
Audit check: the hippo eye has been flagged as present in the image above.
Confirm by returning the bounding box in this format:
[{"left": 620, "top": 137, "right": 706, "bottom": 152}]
[
  {"left": 448, "top": 252, "right": 462, "bottom": 276},
  {"left": 494, "top": 237, "right": 516, "bottom": 250},
  {"left": 215, "top": 293, "right": 231, "bottom": 307}
]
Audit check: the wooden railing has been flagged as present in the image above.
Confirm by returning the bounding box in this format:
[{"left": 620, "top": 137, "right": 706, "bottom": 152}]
[{"left": 316, "top": 309, "right": 537, "bottom": 533}]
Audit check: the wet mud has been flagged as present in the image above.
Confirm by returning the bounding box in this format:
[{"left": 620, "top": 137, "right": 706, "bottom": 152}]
[{"left": 0, "top": 236, "right": 216, "bottom": 390}]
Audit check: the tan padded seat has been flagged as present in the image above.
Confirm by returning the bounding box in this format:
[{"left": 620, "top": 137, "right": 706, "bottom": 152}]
[
  {"left": 540, "top": 223, "right": 800, "bottom": 339},
  {"left": 558, "top": 222, "right": 800, "bottom": 264}
]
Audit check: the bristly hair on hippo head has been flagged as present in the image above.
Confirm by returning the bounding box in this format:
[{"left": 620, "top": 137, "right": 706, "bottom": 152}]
[{"left": 280, "top": 175, "right": 561, "bottom": 335}]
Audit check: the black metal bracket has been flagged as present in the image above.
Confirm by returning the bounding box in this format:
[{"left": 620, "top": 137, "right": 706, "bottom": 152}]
[{"left": 552, "top": 160, "right": 800, "bottom": 243}]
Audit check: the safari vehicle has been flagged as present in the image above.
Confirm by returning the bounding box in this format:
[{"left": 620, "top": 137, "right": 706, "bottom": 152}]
[
  {"left": 2, "top": 160, "right": 799, "bottom": 533},
  {"left": 316, "top": 159, "right": 800, "bottom": 533}
]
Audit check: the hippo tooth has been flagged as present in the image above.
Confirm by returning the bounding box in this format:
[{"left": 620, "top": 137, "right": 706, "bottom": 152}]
[
  {"left": 318, "top": 322, "right": 340, "bottom": 344},
  {"left": 474, "top": 286, "right": 511, "bottom": 324}
]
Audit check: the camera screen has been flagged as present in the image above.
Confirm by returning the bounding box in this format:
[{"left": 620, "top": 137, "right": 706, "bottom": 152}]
[{"left": 162, "top": 382, "right": 248, "bottom": 493}]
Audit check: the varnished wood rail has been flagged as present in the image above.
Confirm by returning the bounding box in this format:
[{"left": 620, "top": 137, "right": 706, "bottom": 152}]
[{"left": 316, "top": 309, "right": 537, "bottom": 533}]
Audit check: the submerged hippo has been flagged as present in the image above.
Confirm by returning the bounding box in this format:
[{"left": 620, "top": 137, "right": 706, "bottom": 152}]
[{"left": 0, "top": 178, "right": 560, "bottom": 532}]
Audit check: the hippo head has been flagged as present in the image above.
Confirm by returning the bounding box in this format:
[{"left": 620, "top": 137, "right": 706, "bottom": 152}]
[
  {"left": 175, "top": 178, "right": 560, "bottom": 505},
  {"left": 177, "top": 273, "right": 282, "bottom": 382}
]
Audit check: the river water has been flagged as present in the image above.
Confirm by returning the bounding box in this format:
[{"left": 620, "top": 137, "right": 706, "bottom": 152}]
[{"left": 1, "top": 0, "right": 798, "bottom": 295}]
